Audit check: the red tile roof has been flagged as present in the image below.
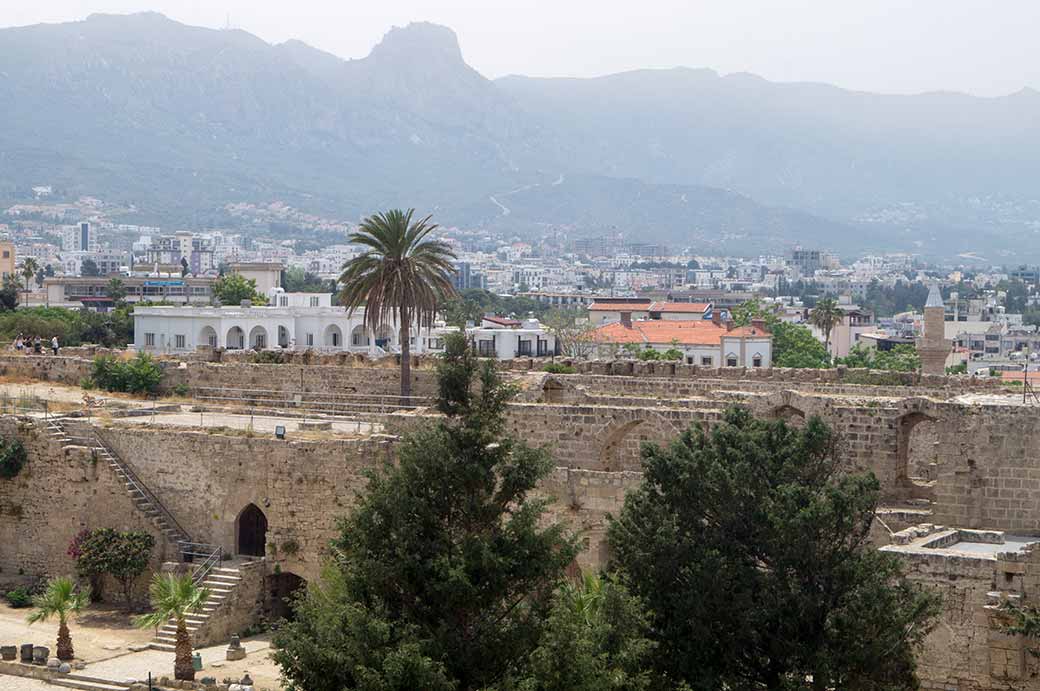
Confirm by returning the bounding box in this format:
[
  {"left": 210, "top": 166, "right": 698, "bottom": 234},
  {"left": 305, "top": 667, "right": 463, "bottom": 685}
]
[{"left": 592, "top": 320, "right": 771, "bottom": 346}]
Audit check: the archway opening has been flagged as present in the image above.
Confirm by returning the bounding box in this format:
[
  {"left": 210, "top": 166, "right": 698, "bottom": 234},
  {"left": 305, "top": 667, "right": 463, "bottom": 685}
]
[
  {"left": 324, "top": 324, "right": 343, "bottom": 349},
  {"left": 897, "top": 412, "right": 939, "bottom": 484},
  {"left": 267, "top": 572, "right": 306, "bottom": 622},
  {"left": 350, "top": 325, "right": 369, "bottom": 347},
  {"left": 248, "top": 326, "right": 268, "bottom": 350},
  {"left": 770, "top": 404, "right": 806, "bottom": 428},
  {"left": 226, "top": 326, "right": 245, "bottom": 350},
  {"left": 277, "top": 325, "right": 290, "bottom": 348},
  {"left": 199, "top": 326, "right": 218, "bottom": 349},
  {"left": 600, "top": 419, "right": 654, "bottom": 472},
  {"left": 236, "top": 503, "right": 268, "bottom": 557}
]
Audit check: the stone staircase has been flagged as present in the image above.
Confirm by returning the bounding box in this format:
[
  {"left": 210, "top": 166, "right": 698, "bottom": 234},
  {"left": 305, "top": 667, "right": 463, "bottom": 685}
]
[
  {"left": 44, "top": 416, "right": 254, "bottom": 652},
  {"left": 151, "top": 565, "right": 244, "bottom": 652},
  {"left": 45, "top": 417, "right": 191, "bottom": 547}
]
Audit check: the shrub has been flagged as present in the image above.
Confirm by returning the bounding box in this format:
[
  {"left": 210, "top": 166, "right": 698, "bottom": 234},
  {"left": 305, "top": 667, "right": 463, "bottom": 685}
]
[
  {"left": 80, "top": 377, "right": 96, "bottom": 390},
  {"left": 5, "top": 586, "right": 32, "bottom": 608},
  {"left": 0, "top": 439, "right": 27, "bottom": 479},
  {"left": 251, "top": 350, "right": 287, "bottom": 364},
  {"left": 542, "top": 363, "right": 576, "bottom": 374},
  {"left": 90, "top": 353, "right": 162, "bottom": 395},
  {"left": 172, "top": 383, "right": 189, "bottom": 397},
  {"left": 73, "top": 528, "right": 155, "bottom": 607}
]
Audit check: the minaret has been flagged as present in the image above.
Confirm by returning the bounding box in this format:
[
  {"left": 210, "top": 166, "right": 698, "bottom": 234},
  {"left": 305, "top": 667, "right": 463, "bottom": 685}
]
[{"left": 918, "top": 283, "right": 950, "bottom": 376}]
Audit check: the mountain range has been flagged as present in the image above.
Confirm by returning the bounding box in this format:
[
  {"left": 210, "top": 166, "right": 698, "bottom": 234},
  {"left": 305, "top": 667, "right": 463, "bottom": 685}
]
[{"left": 1, "top": 12, "right": 1039, "bottom": 259}]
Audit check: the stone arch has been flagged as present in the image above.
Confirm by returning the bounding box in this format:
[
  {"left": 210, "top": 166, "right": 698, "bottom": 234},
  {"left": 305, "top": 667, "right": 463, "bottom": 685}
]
[
  {"left": 324, "top": 324, "right": 343, "bottom": 348},
  {"left": 896, "top": 410, "right": 940, "bottom": 484},
  {"left": 236, "top": 503, "right": 268, "bottom": 557},
  {"left": 267, "top": 571, "right": 306, "bottom": 622},
  {"left": 199, "top": 326, "right": 218, "bottom": 348},
  {"left": 770, "top": 404, "right": 807, "bottom": 428},
  {"left": 350, "top": 324, "right": 369, "bottom": 347},
  {"left": 226, "top": 326, "right": 245, "bottom": 350},
  {"left": 248, "top": 325, "right": 268, "bottom": 350},
  {"left": 598, "top": 410, "right": 679, "bottom": 472}
]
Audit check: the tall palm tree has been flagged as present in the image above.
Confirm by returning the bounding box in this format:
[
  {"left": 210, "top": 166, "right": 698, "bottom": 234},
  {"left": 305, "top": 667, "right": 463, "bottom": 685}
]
[
  {"left": 21, "top": 258, "right": 39, "bottom": 303},
  {"left": 809, "top": 298, "right": 845, "bottom": 358},
  {"left": 338, "top": 209, "right": 457, "bottom": 398},
  {"left": 135, "top": 574, "right": 210, "bottom": 681},
  {"left": 26, "top": 577, "right": 90, "bottom": 661}
]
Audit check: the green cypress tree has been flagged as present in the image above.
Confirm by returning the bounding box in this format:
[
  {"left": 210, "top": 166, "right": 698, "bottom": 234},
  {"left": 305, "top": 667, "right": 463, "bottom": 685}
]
[{"left": 274, "top": 333, "right": 579, "bottom": 691}]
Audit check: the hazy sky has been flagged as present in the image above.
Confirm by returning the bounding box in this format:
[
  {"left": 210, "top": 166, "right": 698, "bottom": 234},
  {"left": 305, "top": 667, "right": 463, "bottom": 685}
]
[{"left": 2, "top": 0, "right": 1037, "bottom": 96}]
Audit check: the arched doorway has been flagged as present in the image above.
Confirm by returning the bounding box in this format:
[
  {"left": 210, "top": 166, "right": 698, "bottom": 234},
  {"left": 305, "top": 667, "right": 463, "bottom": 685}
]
[
  {"left": 226, "top": 326, "right": 245, "bottom": 349},
  {"left": 267, "top": 572, "right": 306, "bottom": 622},
  {"left": 896, "top": 412, "right": 939, "bottom": 484},
  {"left": 350, "top": 325, "right": 369, "bottom": 347},
  {"left": 248, "top": 326, "right": 268, "bottom": 350},
  {"left": 236, "top": 504, "right": 268, "bottom": 557},
  {"left": 199, "top": 326, "right": 218, "bottom": 349},
  {"left": 324, "top": 324, "right": 343, "bottom": 349}
]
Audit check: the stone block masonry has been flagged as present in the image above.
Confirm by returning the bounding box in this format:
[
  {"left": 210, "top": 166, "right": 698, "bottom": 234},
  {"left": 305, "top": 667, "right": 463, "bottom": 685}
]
[{"left": 0, "top": 417, "right": 174, "bottom": 602}]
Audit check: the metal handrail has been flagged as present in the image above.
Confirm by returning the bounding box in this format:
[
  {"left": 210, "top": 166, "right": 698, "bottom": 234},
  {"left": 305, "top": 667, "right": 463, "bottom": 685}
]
[
  {"left": 93, "top": 431, "right": 194, "bottom": 545},
  {"left": 178, "top": 542, "right": 223, "bottom": 585},
  {"left": 51, "top": 417, "right": 193, "bottom": 546}
]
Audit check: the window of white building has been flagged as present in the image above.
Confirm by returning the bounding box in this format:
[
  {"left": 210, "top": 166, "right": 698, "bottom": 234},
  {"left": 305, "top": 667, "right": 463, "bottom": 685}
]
[
  {"left": 145, "top": 333, "right": 155, "bottom": 347},
  {"left": 175, "top": 334, "right": 186, "bottom": 349}
]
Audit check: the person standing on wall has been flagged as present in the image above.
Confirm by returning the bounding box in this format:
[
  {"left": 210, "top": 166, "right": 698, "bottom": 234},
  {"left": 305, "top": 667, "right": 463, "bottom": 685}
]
[{"left": 51, "top": 335, "right": 59, "bottom": 356}]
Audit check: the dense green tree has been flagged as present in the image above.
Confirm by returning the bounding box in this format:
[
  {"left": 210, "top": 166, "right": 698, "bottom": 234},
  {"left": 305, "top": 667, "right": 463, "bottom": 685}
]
[
  {"left": 105, "top": 278, "right": 128, "bottom": 305},
  {"left": 282, "top": 266, "right": 337, "bottom": 293},
  {"left": 0, "top": 277, "right": 19, "bottom": 311},
  {"left": 512, "top": 574, "right": 657, "bottom": 691},
  {"left": 212, "top": 273, "right": 266, "bottom": 305},
  {"left": 609, "top": 407, "right": 940, "bottom": 690},
  {"left": 771, "top": 322, "right": 830, "bottom": 368},
  {"left": 273, "top": 333, "right": 579, "bottom": 690},
  {"left": 72, "top": 528, "right": 155, "bottom": 607},
  {"left": 441, "top": 289, "right": 550, "bottom": 328},
  {"left": 837, "top": 343, "right": 921, "bottom": 372},
  {"left": 79, "top": 258, "right": 99, "bottom": 277},
  {"left": 338, "top": 209, "right": 457, "bottom": 397}
]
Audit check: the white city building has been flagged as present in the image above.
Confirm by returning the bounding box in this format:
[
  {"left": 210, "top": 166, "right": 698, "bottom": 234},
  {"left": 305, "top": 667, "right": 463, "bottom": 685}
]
[
  {"left": 419, "top": 316, "right": 558, "bottom": 360},
  {"left": 134, "top": 290, "right": 432, "bottom": 356}
]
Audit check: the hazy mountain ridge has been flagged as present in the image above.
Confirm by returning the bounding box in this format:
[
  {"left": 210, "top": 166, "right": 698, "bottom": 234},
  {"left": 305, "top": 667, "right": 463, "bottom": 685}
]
[{"left": 1, "top": 12, "right": 1038, "bottom": 257}]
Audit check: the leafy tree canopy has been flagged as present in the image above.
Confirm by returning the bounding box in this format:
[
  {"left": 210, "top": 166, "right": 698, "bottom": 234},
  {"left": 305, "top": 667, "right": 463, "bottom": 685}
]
[
  {"left": 837, "top": 343, "right": 921, "bottom": 372},
  {"left": 772, "top": 321, "right": 830, "bottom": 369},
  {"left": 608, "top": 407, "right": 940, "bottom": 690},
  {"left": 274, "top": 333, "right": 579, "bottom": 691},
  {"left": 212, "top": 273, "right": 266, "bottom": 305}
]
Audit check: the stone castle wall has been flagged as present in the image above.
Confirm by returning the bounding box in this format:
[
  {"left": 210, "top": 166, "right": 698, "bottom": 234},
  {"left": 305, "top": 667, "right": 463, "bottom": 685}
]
[{"left": 0, "top": 417, "right": 174, "bottom": 601}]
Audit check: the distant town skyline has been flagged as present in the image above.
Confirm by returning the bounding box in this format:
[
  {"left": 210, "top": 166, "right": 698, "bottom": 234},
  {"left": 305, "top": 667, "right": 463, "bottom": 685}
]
[{"left": 1, "top": 0, "right": 1038, "bottom": 98}]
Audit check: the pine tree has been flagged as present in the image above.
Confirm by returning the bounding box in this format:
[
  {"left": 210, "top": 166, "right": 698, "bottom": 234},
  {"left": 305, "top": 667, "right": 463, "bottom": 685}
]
[
  {"left": 274, "top": 333, "right": 579, "bottom": 691},
  {"left": 609, "top": 407, "right": 940, "bottom": 690}
]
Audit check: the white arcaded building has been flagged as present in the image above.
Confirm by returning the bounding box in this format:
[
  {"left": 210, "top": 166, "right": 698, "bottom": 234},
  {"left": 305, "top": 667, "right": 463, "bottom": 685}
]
[{"left": 133, "top": 290, "right": 430, "bottom": 355}]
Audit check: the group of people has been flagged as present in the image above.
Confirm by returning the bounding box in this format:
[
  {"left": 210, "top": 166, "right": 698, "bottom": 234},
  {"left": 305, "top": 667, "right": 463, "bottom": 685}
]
[{"left": 13, "top": 334, "right": 59, "bottom": 355}]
